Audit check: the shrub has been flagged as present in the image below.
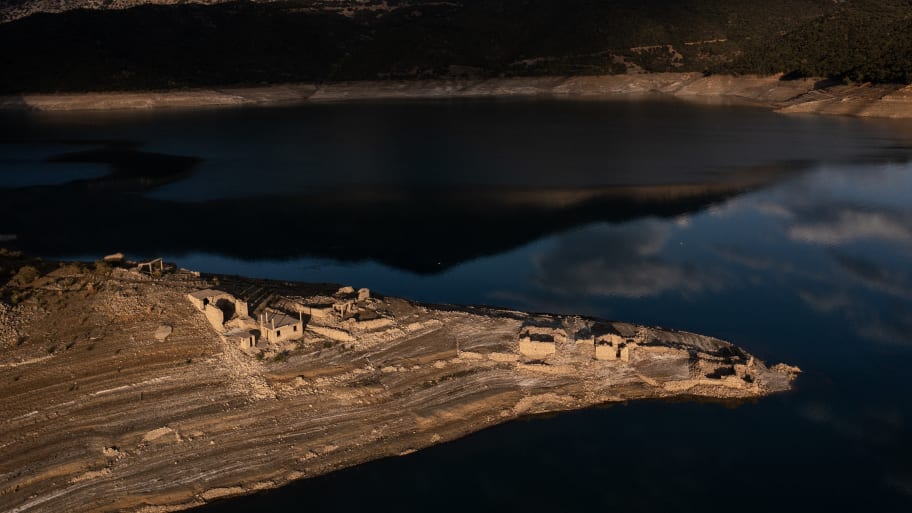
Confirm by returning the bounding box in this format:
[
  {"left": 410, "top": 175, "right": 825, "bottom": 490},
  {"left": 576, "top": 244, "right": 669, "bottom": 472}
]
[
  {"left": 13, "top": 265, "right": 39, "bottom": 285},
  {"left": 58, "top": 262, "right": 85, "bottom": 275},
  {"left": 94, "top": 260, "right": 111, "bottom": 275}
]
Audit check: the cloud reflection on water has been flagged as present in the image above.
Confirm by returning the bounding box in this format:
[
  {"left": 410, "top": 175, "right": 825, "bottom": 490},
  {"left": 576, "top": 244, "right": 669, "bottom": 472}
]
[
  {"left": 516, "top": 159, "right": 912, "bottom": 352},
  {"left": 750, "top": 163, "right": 912, "bottom": 346},
  {"left": 529, "top": 220, "right": 725, "bottom": 300},
  {"left": 789, "top": 206, "right": 912, "bottom": 246}
]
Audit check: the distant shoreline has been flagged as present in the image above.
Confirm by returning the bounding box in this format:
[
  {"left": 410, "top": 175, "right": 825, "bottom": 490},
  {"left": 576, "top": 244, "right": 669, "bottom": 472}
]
[{"left": 2, "top": 73, "right": 912, "bottom": 119}]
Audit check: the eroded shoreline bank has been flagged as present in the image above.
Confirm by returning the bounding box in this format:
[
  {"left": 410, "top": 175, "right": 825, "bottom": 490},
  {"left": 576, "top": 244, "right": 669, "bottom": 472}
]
[
  {"left": 2, "top": 73, "right": 912, "bottom": 119},
  {"left": 0, "top": 254, "right": 799, "bottom": 512}
]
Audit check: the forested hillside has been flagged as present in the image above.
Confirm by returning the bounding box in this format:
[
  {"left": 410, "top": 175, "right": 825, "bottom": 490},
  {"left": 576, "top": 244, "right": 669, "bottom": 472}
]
[{"left": 1, "top": 0, "right": 910, "bottom": 93}]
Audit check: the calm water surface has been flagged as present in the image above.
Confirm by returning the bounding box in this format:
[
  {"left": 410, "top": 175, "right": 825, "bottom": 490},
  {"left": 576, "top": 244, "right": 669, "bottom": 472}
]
[{"left": 2, "top": 99, "right": 911, "bottom": 512}]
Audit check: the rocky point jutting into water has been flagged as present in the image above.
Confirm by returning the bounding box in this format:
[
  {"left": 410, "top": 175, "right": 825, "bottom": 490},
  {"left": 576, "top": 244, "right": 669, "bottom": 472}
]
[{"left": 0, "top": 252, "right": 799, "bottom": 512}]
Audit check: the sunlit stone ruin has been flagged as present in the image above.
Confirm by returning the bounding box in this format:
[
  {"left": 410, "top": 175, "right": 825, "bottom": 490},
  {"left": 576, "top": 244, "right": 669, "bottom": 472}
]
[
  {"left": 516, "top": 317, "right": 642, "bottom": 363},
  {"left": 187, "top": 289, "right": 260, "bottom": 349},
  {"left": 184, "top": 281, "right": 769, "bottom": 396},
  {"left": 188, "top": 284, "right": 392, "bottom": 356},
  {"left": 187, "top": 283, "right": 656, "bottom": 368}
]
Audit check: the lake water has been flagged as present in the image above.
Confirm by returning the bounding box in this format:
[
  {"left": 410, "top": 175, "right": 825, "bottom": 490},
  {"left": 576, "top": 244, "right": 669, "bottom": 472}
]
[{"left": 2, "top": 98, "right": 912, "bottom": 511}]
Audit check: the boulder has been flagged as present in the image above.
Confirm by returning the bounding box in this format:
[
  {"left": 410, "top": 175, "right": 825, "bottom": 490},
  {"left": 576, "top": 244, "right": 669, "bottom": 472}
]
[{"left": 153, "top": 325, "right": 172, "bottom": 341}]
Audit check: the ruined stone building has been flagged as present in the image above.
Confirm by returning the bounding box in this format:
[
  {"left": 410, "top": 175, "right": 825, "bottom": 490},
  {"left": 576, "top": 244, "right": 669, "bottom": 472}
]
[
  {"left": 258, "top": 309, "right": 304, "bottom": 344},
  {"left": 187, "top": 289, "right": 258, "bottom": 349},
  {"left": 187, "top": 285, "right": 373, "bottom": 354},
  {"left": 333, "top": 300, "right": 357, "bottom": 319},
  {"left": 305, "top": 304, "right": 334, "bottom": 320},
  {"left": 518, "top": 322, "right": 568, "bottom": 358},
  {"left": 226, "top": 327, "right": 259, "bottom": 350},
  {"left": 187, "top": 289, "right": 249, "bottom": 331},
  {"left": 515, "top": 318, "right": 638, "bottom": 363},
  {"left": 595, "top": 332, "right": 636, "bottom": 362}
]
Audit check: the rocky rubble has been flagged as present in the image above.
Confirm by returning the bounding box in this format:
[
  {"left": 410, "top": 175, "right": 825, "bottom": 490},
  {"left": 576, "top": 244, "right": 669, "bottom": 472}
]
[{"left": 0, "top": 301, "right": 37, "bottom": 348}]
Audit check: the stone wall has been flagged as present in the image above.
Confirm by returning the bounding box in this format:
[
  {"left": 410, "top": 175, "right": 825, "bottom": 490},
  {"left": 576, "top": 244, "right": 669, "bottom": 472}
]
[
  {"left": 523, "top": 325, "right": 569, "bottom": 344},
  {"left": 575, "top": 337, "right": 595, "bottom": 357},
  {"left": 230, "top": 333, "right": 257, "bottom": 350},
  {"left": 595, "top": 333, "right": 635, "bottom": 362},
  {"left": 596, "top": 333, "right": 624, "bottom": 346},
  {"left": 235, "top": 300, "right": 249, "bottom": 318},
  {"left": 349, "top": 318, "right": 395, "bottom": 331},
  {"left": 203, "top": 304, "right": 225, "bottom": 332},
  {"left": 595, "top": 344, "right": 618, "bottom": 361},
  {"left": 187, "top": 293, "right": 206, "bottom": 311},
  {"left": 307, "top": 306, "right": 333, "bottom": 319},
  {"left": 307, "top": 325, "right": 354, "bottom": 342},
  {"left": 265, "top": 322, "right": 303, "bottom": 344},
  {"left": 620, "top": 344, "right": 635, "bottom": 362},
  {"left": 519, "top": 337, "right": 556, "bottom": 358}
]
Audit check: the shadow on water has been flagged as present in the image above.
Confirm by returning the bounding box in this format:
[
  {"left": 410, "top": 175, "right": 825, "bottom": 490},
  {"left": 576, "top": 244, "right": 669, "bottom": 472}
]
[
  {"left": 0, "top": 145, "right": 815, "bottom": 273},
  {"left": 44, "top": 146, "right": 200, "bottom": 191},
  {"left": 4, "top": 97, "right": 911, "bottom": 274}
]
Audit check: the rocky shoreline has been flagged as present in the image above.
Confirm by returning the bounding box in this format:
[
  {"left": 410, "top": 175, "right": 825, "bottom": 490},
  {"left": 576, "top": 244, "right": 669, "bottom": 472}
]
[
  {"left": 0, "top": 254, "right": 799, "bottom": 512},
  {"left": 2, "top": 73, "right": 911, "bottom": 119}
]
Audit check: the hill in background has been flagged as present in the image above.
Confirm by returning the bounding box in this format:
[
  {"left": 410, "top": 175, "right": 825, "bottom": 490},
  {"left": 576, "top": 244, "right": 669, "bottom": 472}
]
[{"left": 1, "top": 0, "right": 911, "bottom": 93}]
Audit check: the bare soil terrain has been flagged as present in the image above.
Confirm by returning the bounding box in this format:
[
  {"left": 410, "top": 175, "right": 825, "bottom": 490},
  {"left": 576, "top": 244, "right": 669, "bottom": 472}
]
[
  {"left": 0, "top": 253, "right": 799, "bottom": 513},
  {"left": 3, "top": 74, "right": 911, "bottom": 120}
]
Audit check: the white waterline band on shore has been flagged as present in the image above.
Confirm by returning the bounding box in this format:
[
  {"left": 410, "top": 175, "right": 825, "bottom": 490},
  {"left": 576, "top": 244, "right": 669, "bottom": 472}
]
[{"left": 3, "top": 73, "right": 911, "bottom": 119}]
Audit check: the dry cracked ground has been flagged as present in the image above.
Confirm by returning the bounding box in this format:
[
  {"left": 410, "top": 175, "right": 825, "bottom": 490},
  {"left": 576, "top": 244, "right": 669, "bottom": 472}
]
[{"left": 0, "top": 255, "right": 799, "bottom": 512}]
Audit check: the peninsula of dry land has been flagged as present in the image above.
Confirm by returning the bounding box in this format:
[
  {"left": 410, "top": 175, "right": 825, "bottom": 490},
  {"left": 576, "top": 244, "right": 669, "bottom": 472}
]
[{"left": 0, "top": 253, "right": 799, "bottom": 512}]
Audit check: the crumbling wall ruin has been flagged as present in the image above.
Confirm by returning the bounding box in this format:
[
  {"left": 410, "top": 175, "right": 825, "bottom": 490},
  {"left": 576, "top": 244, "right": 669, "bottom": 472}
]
[
  {"left": 307, "top": 325, "right": 354, "bottom": 342},
  {"left": 235, "top": 300, "right": 249, "bottom": 318},
  {"left": 595, "top": 333, "right": 636, "bottom": 362},
  {"left": 204, "top": 303, "right": 225, "bottom": 332},
  {"left": 517, "top": 323, "right": 567, "bottom": 358},
  {"left": 188, "top": 289, "right": 259, "bottom": 348},
  {"left": 518, "top": 337, "right": 556, "bottom": 358}
]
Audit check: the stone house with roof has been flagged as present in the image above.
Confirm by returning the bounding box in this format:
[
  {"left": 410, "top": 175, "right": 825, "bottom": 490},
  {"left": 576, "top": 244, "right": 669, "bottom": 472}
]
[{"left": 258, "top": 309, "right": 304, "bottom": 344}]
